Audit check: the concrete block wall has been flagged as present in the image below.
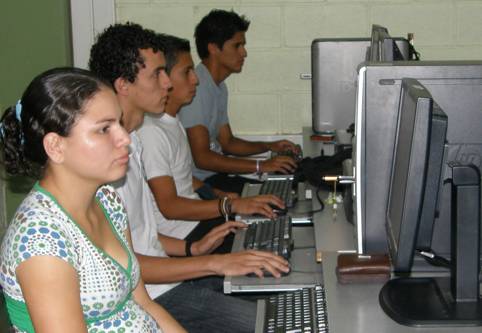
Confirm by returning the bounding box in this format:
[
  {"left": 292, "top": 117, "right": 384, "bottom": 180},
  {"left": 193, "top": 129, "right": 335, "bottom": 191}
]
[{"left": 115, "top": 0, "right": 482, "bottom": 135}]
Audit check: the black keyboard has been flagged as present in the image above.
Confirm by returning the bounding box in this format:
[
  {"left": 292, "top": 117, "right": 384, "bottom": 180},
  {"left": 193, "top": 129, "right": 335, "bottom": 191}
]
[
  {"left": 260, "top": 178, "right": 296, "bottom": 207},
  {"left": 243, "top": 216, "right": 292, "bottom": 259},
  {"left": 272, "top": 146, "right": 303, "bottom": 163},
  {"left": 262, "top": 286, "right": 328, "bottom": 333}
]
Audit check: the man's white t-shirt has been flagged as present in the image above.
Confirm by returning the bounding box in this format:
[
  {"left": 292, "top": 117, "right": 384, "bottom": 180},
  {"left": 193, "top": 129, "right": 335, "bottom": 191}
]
[
  {"left": 113, "top": 132, "right": 179, "bottom": 299},
  {"left": 137, "top": 113, "right": 200, "bottom": 239}
]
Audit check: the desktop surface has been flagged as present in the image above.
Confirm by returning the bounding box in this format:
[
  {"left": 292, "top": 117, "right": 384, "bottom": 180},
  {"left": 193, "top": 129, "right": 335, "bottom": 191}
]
[{"left": 322, "top": 252, "right": 481, "bottom": 332}]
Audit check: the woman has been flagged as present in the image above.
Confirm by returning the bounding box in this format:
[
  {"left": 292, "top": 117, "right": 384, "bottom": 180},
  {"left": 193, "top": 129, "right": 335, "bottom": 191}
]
[{"left": 0, "top": 67, "right": 184, "bottom": 332}]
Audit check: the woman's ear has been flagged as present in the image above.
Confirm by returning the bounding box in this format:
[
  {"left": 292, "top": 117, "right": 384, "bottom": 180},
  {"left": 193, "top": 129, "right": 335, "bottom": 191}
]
[{"left": 43, "top": 132, "right": 65, "bottom": 164}]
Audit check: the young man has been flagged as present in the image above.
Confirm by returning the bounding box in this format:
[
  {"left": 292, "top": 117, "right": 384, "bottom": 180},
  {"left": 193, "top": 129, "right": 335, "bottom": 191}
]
[
  {"left": 137, "top": 34, "right": 286, "bottom": 251},
  {"left": 179, "top": 9, "right": 301, "bottom": 194},
  {"left": 89, "top": 23, "right": 289, "bottom": 333}
]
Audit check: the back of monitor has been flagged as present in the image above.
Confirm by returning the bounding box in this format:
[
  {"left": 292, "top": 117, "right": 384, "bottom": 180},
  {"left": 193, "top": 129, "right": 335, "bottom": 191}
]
[
  {"left": 312, "top": 38, "right": 409, "bottom": 134},
  {"left": 354, "top": 61, "right": 482, "bottom": 257}
]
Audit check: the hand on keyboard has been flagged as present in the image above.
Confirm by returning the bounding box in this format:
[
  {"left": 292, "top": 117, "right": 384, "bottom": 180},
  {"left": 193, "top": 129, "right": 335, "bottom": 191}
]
[
  {"left": 232, "top": 195, "right": 285, "bottom": 218},
  {"left": 259, "top": 178, "right": 296, "bottom": 208},
  {"left": 267, "top": 140, "right": 301, "bottom": 156},
  {"left": 275, "top": 145, "right": 303, "bottom": 163},
  {"left": 191, "top": 221, "right": 247, "bottom": 255},
  {"left": 211, "top": 250, "right": 290, "bottom": 278},
  {"left": 261, "top": 156, "right": 298, "bottom": 174},
  {"left": 268, "top": 203, "right": 288, "bottom": 216}
]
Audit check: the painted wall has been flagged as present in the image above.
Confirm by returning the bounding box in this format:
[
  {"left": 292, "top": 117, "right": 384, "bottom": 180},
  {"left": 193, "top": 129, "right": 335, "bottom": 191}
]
[
  {"left": 114, "top": 0, "right": 482, "bottom": 135},
  {"left": 0, "top": 0, "right": 72, "bottom": 223}
]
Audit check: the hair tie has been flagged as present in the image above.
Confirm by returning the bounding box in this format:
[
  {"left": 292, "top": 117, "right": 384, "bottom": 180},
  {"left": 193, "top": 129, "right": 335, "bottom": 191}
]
[{"left": 15, "top": 100, "right": 22, "bottom": 122}]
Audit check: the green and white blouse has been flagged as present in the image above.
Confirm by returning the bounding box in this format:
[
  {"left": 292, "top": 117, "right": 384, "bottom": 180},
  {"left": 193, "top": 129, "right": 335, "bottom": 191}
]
[{"left": 0, "top": 183, "right": 161, "bottom": 333}]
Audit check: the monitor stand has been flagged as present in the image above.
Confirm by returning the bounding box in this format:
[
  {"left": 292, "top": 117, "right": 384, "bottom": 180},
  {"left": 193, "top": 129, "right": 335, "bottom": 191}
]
[{"left": 379, "top": 163, "right": 482, "bottom": 327}]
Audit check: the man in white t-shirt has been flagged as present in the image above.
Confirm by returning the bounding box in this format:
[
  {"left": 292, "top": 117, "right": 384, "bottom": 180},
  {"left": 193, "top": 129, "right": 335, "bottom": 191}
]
[
  {"left": 89, "top": 23, "right": 289, "bottom": 333},
  {"left": 137, "top": 34, "right": 285, "bottom": 252}
]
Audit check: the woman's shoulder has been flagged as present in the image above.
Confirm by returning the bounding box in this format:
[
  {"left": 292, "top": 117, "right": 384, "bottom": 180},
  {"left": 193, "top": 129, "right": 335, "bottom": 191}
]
[
  {"left": 96, "top": 185, "right": 128, "bottom": 230},
  {"left": 0, "top": 187, "right": 81, "bottom": 282},
  {"left": 10, "top": 186, "right": 68, "bottom": 229}
]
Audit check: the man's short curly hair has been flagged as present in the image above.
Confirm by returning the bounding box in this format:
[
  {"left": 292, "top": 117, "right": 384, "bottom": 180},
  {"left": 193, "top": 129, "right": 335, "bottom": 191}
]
[
  {"left": 89, "top": 22, "right": 165, "bottom": 87},
  {"left": 195, "top": 9, "right": 250, "bottom": 60}
]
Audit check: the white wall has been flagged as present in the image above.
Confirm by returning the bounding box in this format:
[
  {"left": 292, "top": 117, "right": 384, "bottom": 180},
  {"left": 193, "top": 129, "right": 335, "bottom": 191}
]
[
  {"left": 106, "top": 1, "right": 482, "bottom": 135},
  {"left": 70, "top": 0, "right": 115, "bottom": 69}
]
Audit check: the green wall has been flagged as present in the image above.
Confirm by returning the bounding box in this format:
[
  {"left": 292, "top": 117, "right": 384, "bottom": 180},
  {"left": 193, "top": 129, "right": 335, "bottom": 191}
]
[{"left": 0, "top": 0, "right": 72, "bottom": 221}]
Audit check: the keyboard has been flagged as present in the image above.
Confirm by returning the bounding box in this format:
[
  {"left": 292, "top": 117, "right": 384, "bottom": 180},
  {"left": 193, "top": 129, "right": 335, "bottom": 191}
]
[
  {"left": 271, "top": 145, "right": 303, "bottom": 163},
  {"left": 259, "top": 286, "right": 329, "bottom": 333},
  {"left": 243, "top": 216, "right": 293, "bottom": 259},
  {"left": 260, "top": 178, "right": 296, "bottom": 207}
]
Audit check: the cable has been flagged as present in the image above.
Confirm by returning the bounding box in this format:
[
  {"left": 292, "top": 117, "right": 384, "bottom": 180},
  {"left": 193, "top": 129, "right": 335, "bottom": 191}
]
[
  {"left": 415, "top": 248, "right": 451, "bottom": 268},
  {"left": 285, "top": 186, "right": 325, "bottom": 216},
  {"left": 315, "top": 185, "right": 325, "bottom": 213}
]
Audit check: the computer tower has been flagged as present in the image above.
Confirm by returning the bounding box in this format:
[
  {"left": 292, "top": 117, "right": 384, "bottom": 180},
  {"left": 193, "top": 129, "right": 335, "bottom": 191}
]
[
  {"left": 311, "top": 38, "right": 409, "bottom": 134},
  {"left": 353, "top": 61, "right": 482, "bottom": 255}
]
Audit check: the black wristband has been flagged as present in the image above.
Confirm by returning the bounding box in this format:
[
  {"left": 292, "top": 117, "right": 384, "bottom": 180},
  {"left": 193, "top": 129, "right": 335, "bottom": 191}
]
[{"left": 185, "top": 239, "right": 193, "bottom": 257}]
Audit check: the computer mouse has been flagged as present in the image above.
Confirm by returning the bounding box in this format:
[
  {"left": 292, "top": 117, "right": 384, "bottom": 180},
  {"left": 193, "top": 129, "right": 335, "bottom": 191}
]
[{"left": 270, "top": 203, "right": 288, "bottom": 215}]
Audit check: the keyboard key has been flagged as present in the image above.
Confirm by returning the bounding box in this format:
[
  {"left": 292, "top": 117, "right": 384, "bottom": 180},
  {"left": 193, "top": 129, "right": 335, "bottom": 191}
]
[{"left": 262, "top": 286, "right": 328, "bottom": 333}]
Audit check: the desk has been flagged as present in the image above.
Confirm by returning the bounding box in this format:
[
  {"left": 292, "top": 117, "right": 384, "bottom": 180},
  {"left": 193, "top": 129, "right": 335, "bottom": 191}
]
[
  {"left": 303, "top": 127, "right": 481, "bottom": 332},
  {"left": 322, "top": 252, "right": 481, "bottom": 332},
  {"left": 312, "top": 192, "right": 356, "bottom": 257}
]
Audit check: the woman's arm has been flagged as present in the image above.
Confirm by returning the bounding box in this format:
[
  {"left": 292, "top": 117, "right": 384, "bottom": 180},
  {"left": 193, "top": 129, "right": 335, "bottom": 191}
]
[{"left": 16, "top": 257, "right": 87, "bottom": 333}]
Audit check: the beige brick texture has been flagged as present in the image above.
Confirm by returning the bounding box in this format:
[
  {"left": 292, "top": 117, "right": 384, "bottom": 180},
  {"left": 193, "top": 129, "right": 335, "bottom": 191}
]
[{"left": 115, "top": 0, "right": 482, "bottom": 135}]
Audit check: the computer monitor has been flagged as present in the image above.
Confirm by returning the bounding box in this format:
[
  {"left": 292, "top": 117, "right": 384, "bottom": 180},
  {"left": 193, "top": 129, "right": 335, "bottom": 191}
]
[
  {"left": 380, "top": 79, "right": 482, "bottom": 326},
  {"left": 311, "top": 38, "right": 372, "bottom": 133},
  {"left": 311, "top": 37, "right": 410, "bottom": 134},
  {"left": 386, "top": 79, "right": 447, "bottom": 273},
  {"left": 368, "top": 24, "right": 406, "bottom": 61},
  {"left": 353, "top": 61, "right": 482, "bottom": 256}
]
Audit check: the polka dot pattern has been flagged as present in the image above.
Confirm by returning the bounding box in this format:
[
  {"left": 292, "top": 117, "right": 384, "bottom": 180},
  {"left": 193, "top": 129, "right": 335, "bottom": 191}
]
[{"left": 0, "top": 184, "right": 161, "bottom": 332}]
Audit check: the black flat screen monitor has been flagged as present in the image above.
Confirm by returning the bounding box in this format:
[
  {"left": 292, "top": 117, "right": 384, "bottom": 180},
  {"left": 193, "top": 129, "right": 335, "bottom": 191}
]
[
  {"left": 381, "top": 78, "right": 482, "bottom": 325},
  {"left": 386, "top": 78, "right": 447, "bottom": 272},
  {"left": 369, "top": 24, "right": 406, "bottom": 61}
]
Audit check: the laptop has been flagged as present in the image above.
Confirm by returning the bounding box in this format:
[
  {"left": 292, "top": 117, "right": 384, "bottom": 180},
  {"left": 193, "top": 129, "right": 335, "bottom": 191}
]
[{"left": 223, "top": 225, "right": 322, "bottom": 293}]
